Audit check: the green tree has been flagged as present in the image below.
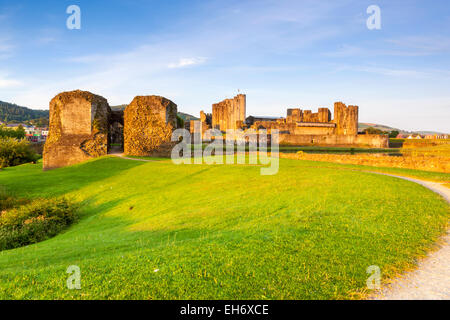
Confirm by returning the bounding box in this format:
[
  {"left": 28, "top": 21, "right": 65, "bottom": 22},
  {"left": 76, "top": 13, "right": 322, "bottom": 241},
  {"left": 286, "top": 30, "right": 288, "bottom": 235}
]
[
  {"left": 16, "top": 125, "right": 26, "bottom": 139},
  {"left": 0, "top": 137, "right": 39, "bottom": 168},
  {"left": 364, "top": 127, "right": 385, "bottom": 135},
  {"left": 177, "top": 115, "right": 185, "bottom": 129},
  {"left": 389, "top": 130, "right": 399, "bottom": 138}
]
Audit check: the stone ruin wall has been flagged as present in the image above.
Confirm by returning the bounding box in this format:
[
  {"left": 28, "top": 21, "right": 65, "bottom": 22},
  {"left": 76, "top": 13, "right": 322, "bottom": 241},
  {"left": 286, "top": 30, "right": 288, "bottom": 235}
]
[
  {"left": 212, "top": 94, "right": 246, "bottom": 131},
  {"left": 43, "top": 90, "right": 111, "bottom": 170},
  {"left": 193, "top": 97, "right": 386, "bottom": 148},
  {"left": 334, "top": 102, "right": 358, "bottom": 136},
  {"left": 254, "top": 103, "right": 357, "bottom": 135},
  {"left": 190, "top": 110, "right": 212, "bottom": 134},
  {"left": 123, "top": 96, "right": 177, "bottom": 157},
  {"left": 280, "top": 152, "right": 449, "bottom": 173},
  {"left": 278, "top": 132, "right": 389, "bottom": 148},
  {"left": 44, "top": 91, "right": 178, "bottom": 170},
  {"left": 250, "top": 102, "right": 387, "bottom": 148},
  {"left": 44, "top": 90, "right": 388, "bottom": 171}
]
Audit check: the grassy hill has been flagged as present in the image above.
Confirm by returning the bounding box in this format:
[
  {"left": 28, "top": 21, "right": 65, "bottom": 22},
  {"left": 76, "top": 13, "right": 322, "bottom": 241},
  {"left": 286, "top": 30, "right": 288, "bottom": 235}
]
[
  {"left": 109, "top": 105, "right": 199, "bottom": 122},
  {"left": 359, "top": 123, "right": 447, "bottom": 135},
  {"left": 359, "top": 123, "right": 398, "bottom": 132},
  {"left": 0, "top": 157, "right": 448, "bottom": 299},
  {"left": 177, "top": 112, "right": 199, "bottom": 122},
  {"left": 0, "top": 101, "right": 48, "bottom": 123},
  {"left": 110, "top": 104, "right": 127, "bottom": 111}
]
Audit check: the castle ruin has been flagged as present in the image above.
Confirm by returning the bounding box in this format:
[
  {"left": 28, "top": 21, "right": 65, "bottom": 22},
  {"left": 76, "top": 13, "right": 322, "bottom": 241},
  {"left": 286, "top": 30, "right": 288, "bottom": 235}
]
[
  {"left": 43, "top": 90, "right": 177, "bottom": 170},
  {"left": 43, "top": 90, "right": 111, "bottom": 170},
  {"left": 124, "top": 96, "right": 177, "bottom": 157},
  {"left": 193, "top": 95, "right": 388, "bottom": 148},
  {"left": 211, "top": 94, "right": 246, "bottom": 131},
  {"left": 43, "top": 90, "right": 388, "bottom": 170}
]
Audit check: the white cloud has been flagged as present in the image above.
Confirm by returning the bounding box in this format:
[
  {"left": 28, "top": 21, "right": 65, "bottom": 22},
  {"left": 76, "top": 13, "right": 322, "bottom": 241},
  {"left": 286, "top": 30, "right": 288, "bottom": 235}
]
[
  {"left": 387, "top": 36, "right": 450, "bottom": 55},
  {"left": 167, "top": 57, "right": 207, "bottom": 69},
  {"left": 0, "top": 77, "right": 22, "bottom": 88},
  {"left": 332, "top": 64, "right": 450, "bottom": 79},
  {"left": 0, "top": 37, "right": 14, "bottom": 59}
]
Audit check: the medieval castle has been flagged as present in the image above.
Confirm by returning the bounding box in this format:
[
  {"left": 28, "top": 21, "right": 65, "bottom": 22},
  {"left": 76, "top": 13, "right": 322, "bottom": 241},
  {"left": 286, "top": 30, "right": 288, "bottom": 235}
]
[{"left": 43, "top": 90, "right": 388, "bottom": 170}]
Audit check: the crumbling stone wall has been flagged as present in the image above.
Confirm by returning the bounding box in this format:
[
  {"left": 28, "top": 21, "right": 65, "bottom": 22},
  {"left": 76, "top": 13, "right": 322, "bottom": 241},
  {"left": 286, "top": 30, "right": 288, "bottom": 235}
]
[
  {"left": 199, "top": 110, "right": 212, "bottom": 134},
  {"left": 287, "top": 108, "right": 303, "bottom": 123},
  {"left": 280, "top": 152, "right": 450, "bottom": 173},
  {"left": 318, "top": 108, "right": 331, "bottom": 123},
  {"left": 190, "top": 111, "right": 212, "bottom": 134},
  {"left": 124, "top": 95, "right": 177, "bottom": 157},
  {"left": 334, "top": 102, "right": 358, "bottom": 135},
  {"left": 43, "top": 90, "right": 111, "bottom": 170},
  {"left": 212, "top": 94, "right": 246, "bottom": 131},
  {"left": 286, "top": 107, "right": 331, "bottom": 124},
  {"left": 279, "top": 133, "right": 388, "bottom": 148}
]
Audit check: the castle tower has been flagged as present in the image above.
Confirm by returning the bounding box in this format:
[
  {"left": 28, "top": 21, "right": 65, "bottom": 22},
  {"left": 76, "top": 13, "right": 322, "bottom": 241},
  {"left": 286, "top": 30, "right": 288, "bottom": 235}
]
[
  {"left": 334, "top": 102, "right": 358, "bottom": 135},
  {"left": 287, "top": 108, "right": 302, "bottom": 123},
  {"left": 318, "top": 108, "right": 331, "bottom": 123},
  {"left": 212, "top": 94, "right": 246, "bottom": 131}
]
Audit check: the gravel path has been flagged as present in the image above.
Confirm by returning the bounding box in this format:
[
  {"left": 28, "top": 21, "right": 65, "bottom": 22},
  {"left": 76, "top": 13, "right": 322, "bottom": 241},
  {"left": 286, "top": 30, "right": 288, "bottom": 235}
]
[{"left": 369, "top": 173, "right": 450, "bottom": 300}]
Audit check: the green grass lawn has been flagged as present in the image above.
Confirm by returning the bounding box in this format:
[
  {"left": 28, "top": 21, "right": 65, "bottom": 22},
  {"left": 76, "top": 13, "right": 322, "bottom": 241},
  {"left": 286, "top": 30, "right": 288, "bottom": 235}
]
[
  {"left": 189, "top": 144, "right": 399, "bottom": 154},
  {"left": 0, "top": 157, "right": 448, "bottom": 299}
]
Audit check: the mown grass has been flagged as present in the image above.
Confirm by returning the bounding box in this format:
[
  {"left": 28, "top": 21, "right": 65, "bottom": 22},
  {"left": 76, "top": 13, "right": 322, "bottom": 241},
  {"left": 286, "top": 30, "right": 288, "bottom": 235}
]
[
  {"left": 290, "top": 160, "right": 450, "bottom": 183},
  {"left": 401, "top": 143, "right": 450, "bottom": 157},
  {"left": 189, "top": 144, "right": 398, "bottom": 154},
  {"left": 0, "top": 157, "right": 448, "bottom": 299}
]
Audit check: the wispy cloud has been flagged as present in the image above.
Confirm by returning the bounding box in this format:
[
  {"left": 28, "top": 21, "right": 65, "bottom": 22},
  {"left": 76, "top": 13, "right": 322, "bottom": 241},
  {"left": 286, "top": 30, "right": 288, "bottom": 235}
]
[
  {"left": 0, "top": 77, "right": 22, "bottom": 88},
  {"left": 333, "top": 64, "right": 450, "bottom": 79},
  {"left": 326, "top": 36, "right": 450, "bottom": 58},
  {"left": 0, "top": 37, "right": 14, "bottom": 59},
  {"left": 168, "top": 57, "right": 207, "bottom": 69},
  {"left": 387, "top": 36, "right": 450, "bottom": 55}
]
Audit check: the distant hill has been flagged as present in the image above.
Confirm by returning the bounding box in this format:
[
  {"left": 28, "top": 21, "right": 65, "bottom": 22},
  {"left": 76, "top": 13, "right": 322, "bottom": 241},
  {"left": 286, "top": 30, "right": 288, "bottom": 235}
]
[
  {"left": 0, "top": 101, "right": 48, "bottom": 123},
  {"left": 359, "top": 123, "right": 447, "bottom": 135},
  {"left": 110, "top": 105, "right": 127, "bottom": 111},
  {"left": 0, "top": 100, "right": 197, "bottom": 125},
  {"left": 177, "top": 112, "right": 199, "bottom": 122},
  {"left": 110, "top": 105, "right": 198, "bottom": 122},
  {"left": 359, "top": 123, "right": 397, "bottom": 132}
]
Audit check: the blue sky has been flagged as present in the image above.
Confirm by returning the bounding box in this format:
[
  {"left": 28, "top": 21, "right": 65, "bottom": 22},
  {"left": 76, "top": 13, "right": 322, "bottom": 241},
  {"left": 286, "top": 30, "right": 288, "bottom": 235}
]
[{"left": 0, "top": 0, "right": 449, "bottom": 132}]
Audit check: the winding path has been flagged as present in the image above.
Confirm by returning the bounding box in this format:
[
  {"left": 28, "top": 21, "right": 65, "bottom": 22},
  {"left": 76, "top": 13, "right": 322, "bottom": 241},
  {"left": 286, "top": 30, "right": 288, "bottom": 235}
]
[
  {"left": 112, "top": 155, "right": 450, "bottom": 299},
  {"left": 368, "top": 173, "right": 450, "bottom": 300}
]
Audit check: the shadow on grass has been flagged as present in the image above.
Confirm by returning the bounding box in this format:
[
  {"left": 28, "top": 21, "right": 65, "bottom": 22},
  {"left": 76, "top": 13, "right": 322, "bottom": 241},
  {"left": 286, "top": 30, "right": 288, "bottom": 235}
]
[{"left": 0, "top": 157, "right": 146, "bottom": 199}]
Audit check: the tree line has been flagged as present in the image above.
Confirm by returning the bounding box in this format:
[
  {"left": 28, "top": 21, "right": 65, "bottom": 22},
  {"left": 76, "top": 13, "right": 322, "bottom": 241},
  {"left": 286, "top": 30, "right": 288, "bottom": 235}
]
[{"left": 0, "top": 101, "right": 49, "bottom": 123}]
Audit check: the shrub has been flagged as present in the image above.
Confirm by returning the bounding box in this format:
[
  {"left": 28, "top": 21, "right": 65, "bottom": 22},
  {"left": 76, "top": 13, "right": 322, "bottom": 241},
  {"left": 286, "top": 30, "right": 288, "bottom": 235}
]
[
  {"left": 0, "top": 189, "right": 29, "bottom": 211},
  {"left": 0, "top": 198, "right": 78, "bottom": 251},
  {"left": 0, "top": 137, "right": 39, "bottom": 168},
  {"left": 389, "top": 130, "right": 400, "bottom": 138},
  {"left": 0, "top": 125, "right": 26, "bottom": 139},
  {"left": 177, "top": 115, "right": 185, "bottom": 129}
]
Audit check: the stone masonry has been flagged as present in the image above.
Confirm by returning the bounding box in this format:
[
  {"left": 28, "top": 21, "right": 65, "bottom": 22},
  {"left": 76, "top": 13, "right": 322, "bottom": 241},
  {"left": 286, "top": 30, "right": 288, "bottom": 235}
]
[
  {"left": 44, "top": 90, "right": 388, "bottom": 170},
  {"left": 212, "top": 94, "right": 246, "bottom": 131},
  {"left": 44, "top": 91, "right": 178, "bottom": 170},
  {"left": 43, "top": 90, "right": 111, "bottom": 170},
  {"left": 123, "top": 95, "right": 177, "bottom": 157}
]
